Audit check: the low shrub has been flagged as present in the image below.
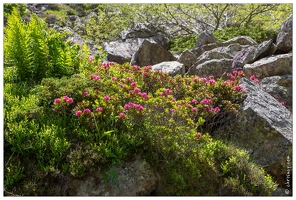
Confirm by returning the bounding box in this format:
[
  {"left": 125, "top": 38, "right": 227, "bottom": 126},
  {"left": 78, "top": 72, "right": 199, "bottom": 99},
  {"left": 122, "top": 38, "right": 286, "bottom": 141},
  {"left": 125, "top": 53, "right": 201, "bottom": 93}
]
[{"left": 4, "top": 61, "right": 277, "bottom": 195}]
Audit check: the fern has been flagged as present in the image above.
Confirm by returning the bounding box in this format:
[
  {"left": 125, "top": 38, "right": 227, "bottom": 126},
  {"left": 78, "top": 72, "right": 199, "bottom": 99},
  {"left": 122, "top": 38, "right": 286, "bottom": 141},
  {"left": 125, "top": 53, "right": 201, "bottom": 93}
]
[
  {"left": 28, "top": 14, "right": 50, "bottom": 82},
  {"left": 4, "top": 8, "right": 33, "bottom": 82}
]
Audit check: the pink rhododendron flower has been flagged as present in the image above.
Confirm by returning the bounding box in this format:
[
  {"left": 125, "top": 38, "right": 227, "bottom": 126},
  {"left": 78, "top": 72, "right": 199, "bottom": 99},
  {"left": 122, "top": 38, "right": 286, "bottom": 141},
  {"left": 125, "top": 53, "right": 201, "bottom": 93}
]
[
  {"left": 200, "top": 77, "right": 207, "bottom": 83},
  {"left": 200, "top": 98, "right": 212, "bottom": 104},
  {"left": 209, "top": 79, "right": 216, "bottom": 84},
  {"left": 82, "top": 91, "right": 88, "bottom": 96},
  {"left": 131, "top": 82, "right": 137, "bottom": 87},
  {"left": 250, "top": 75, "right": 259, "bottom": 83},
  {"left": 104, "top": 95, "right": 111, "bottom": 101},
  {"left": 133, "top": 88, "right": 140, "bottom": 93},
  {"left": 234, "top": 85, "right": 244, "bottom": 91},
  {"left": 119, "top": 112, "right": 126, "bottom": 118},
  {"left": 166, "top": 89, "right": 173, "bottom": 95},
  {"left": 281, "top": 102, "right": 285, "bottom": 106},
  {"left": 96, "top": 107, "right": 103, "bottom": 112},
  {"left": 171, "top": 109, "right": 175, "bottom": 113},
  {"left": 132, "top": 65, "right": 141, "bottom": 70},
  {"left": 91, "top": 75, "right": 101, "bottom": 81},
  {"left": 66, "top": 98, "right": 73, "bottom": 104},
  {"left": 76, "top": 110, "right": 82, "bottom": 116},
  {"left": 142, "top": 71, "right": 147, "bottom": 76},
  {"left": 54, "top": 98, "right": 61, "bottom": 104},
  {"left": 192, "top": 107, "right": 197, "bottom": 112},
  {"left": 196, "top": 133, "right": 201, "bottom": 138},
  {"left": 84, "top": 108, "right": 91, "bottom": 113},
  {"left": 172, "top": 98, "right": 176, "bottom": 102},
  {"left": 192, "top": 99, "right": 197, "bottom": 104},
  {"left": 211, "top": 107, "right": 220, "bottom": 113},
  {"left": 111, "top": 77, "right": 117, "bottom": 81},
  {"left": 209, "top": 75, "right": 214, "bottom": 80},
  {"left": 192, "top": 77, "right": 198, "bottom": 82},
  {"left": 63, "top": 96, "right": 70, "bottom": 101}
]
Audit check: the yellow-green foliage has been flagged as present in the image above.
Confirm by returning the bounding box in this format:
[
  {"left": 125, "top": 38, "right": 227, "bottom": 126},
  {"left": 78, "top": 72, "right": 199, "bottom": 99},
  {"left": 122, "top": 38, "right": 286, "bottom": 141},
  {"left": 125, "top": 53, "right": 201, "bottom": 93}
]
[{"left": 4, "top": 8, "right": 84, "bottom": 83}]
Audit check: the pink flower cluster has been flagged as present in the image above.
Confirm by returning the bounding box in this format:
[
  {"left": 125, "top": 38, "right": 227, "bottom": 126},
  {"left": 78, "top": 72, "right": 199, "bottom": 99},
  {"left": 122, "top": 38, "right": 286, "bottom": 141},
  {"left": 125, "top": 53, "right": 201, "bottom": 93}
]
[
  {"left": 96, "top": 107, "right": 103, "bottom": 112},
  {"left": 160, "top": 89, "right": 173, "bottom": 96},
  {"left": 233, "top": 85, "right": 244, "bottom": 91},
  {"left": 132, "top": 65, "right": 141, "bottom": 70},
  {"left": 250, "top": 75, "right": 259, "bottom": 83},
  {"left": 200, "top": 98, "right": 212, "bottom": 105},
  {"left": 103, "top": 62, "right": 115, "bottom": 68},
  {"left": 119, "top": 112, "right": 126, "bottom": 118},
  {"left": 55, "top": 96, "right": 73, "bottom": 104},
  {"left": 82, "top": 91, "right": 88, "bottom": 96},
  {"left": 124, "top": 102, "right": 144, "bottom": 111},
  {"left": 91, "top": 75, "right": 101, "bottom": 81},
  {"left": 104, "top": 95, "right": 111, "bottom": 101}
]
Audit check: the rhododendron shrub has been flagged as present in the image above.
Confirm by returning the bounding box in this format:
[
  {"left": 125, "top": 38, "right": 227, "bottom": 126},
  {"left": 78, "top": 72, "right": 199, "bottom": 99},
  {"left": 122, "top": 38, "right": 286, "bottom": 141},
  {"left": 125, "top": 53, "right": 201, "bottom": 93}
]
[{"left": 7, "top": 61, "right": 277, "bottom": 195}]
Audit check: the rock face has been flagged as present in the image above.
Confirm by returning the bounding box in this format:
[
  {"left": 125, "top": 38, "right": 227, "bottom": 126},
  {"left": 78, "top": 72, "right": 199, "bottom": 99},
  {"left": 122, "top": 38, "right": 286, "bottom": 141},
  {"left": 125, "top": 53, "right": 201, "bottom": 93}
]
[
  {"left": 243, "top": 53, "right": 292, "bottom": 79},
  {"left": 103, "top": 23, "right": 170, "bottom": 64},
  {"left": 188, "top": 58, "right": 233, "bottom": 78},
  {"left": 232, "top": 39, "right": 277, "bottom": 70},
  {"left": 130, "top": 40, "right": 176, "bottom": 66},
  {"left": 195, "top": 31, "right": 216, "bottom": 47},
  {"left": 276, "top": 14, "right": 292, "bottom": 53},
  {"left": 121, "top": 23, "right": 169, "bottom": 49},
  {"left": 260, "top": 75, "right": 292, "bottom": 112},
  {"left": 213, "top": 78, "right": 292, "bottom": 186},
  {"left": 152, "top": 61, "right": 185, "bottom": 76},
  {"left": 68, "top": 156, "right": 157, "bottom": 196}
]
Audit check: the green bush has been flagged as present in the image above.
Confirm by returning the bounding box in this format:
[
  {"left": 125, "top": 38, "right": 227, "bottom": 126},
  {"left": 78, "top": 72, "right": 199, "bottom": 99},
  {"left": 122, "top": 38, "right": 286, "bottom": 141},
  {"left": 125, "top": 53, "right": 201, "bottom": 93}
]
[
  {"left": 169, "top": 34, "right": 199, "bottom": 54},
  {"left": 169, "top": 25, "right": 278, "bottom": 54},
  {"left": 4, "top": 60, "right": 277, "bottom": 195},
  {"left": 213, "top": 24, "right": 278, "bottom": 43}
]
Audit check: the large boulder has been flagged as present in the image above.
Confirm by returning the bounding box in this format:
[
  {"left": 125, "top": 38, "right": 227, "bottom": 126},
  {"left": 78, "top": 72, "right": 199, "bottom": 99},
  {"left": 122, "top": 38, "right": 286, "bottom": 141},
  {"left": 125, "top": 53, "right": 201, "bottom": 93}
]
[
  {"left": 276, "top": 14, "right": 292, "bottom": 53},
  {"left": 260, "top": 75, "right": 292, "bottom": 113},
  {"left": 213, "top": 78, "right": 292, "bottom": 186},
  {"left": 121, "top": 23, "right": 169, "bottom": 49},
  {"left": 68, "top": 156, "right": 157, "bottom": 196},
  {"left": 177, "top": 50, "right": 197, "bottom": 72},
  {"left": 222, "top": 36, "right": 257, "bottom": 46},
  {"left": 103, "top": 35, "right": 171, "bottom": 64},
  {"left": 195, "top": 31, "right": 216, "bottom": 47},
  {"left": 130, "top": 40, "right": 176, "bottom": 67},
  {"left": 152, "top": 61, "right": 185, "bottom": 76},
  {"left": 187, "top": 58, "right": 233, "bottom": 78},
  {"left": 232, "top": 39, "right": 277, "bottom": 70},
  {"left": 187, "top": 43, "right": 246, "bottom": 76},
  {"left": 243, "top": 53, "right": 292, "bottom": 79}
]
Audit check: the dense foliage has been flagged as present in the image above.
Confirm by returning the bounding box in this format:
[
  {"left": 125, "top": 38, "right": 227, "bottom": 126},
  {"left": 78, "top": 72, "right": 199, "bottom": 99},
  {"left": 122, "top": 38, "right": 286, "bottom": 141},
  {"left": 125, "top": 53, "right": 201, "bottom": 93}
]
[
  {"left": 3, "top": 3, "right": 282, "bottom": 196},
  {"left": 169, "top": 24, "right": 278, "bottom": 54}
]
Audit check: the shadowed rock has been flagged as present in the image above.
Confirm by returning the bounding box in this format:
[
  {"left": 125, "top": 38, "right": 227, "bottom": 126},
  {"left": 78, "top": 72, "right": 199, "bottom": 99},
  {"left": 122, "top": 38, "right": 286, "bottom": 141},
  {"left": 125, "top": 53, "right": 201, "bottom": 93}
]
[
  {"left": 214, "top": 77, "right": 292, "bottom": 186},
  {"left": 130, "top": 40, "right": 176, "bottom": 67}
]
